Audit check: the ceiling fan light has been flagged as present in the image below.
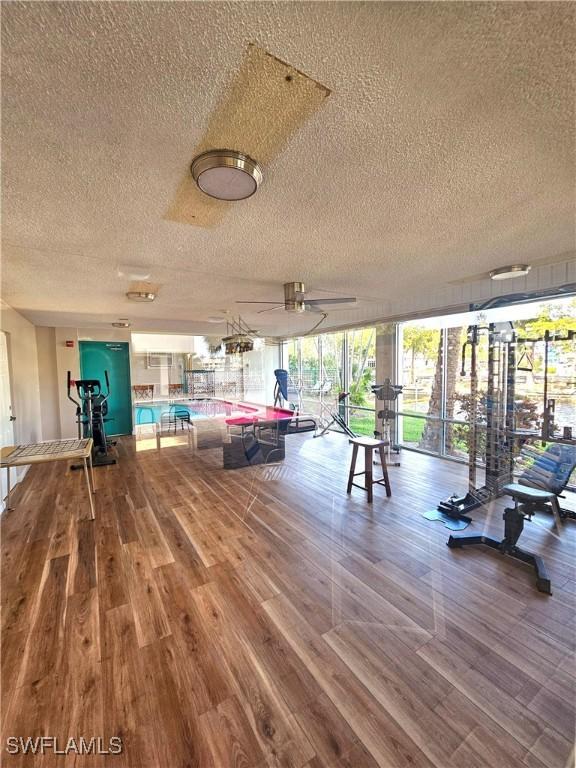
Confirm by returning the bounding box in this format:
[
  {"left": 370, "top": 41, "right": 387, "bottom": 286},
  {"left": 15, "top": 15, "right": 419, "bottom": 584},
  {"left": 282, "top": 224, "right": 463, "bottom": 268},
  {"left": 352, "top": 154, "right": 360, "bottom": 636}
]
[
  {"left": 126, "top": 291, "right": 156, "bottom": 302},
  {"left": 284, "top": 281, "right": 306, "bottom": 312},
  {"left": 489, "top": 264, "right": 531, "bottom": 281},
  {"left": 191, "top": 149, "right": 262, "bottom": 201}
]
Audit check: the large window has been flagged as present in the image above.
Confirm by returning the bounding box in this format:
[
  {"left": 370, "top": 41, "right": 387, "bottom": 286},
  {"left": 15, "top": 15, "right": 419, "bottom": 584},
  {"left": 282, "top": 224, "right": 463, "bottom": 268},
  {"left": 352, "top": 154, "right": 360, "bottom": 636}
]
[
  {"left": 346, "top": 328, "right": 376, "bottom": 436},
  {"left": 399, "top": 324, "right": 442, "bottom": 450},
  {"left": 398, "top": 296, "right": 576, "bottom": 461},
  {"left": 283, "top": 327, "right": 376, "bottom": 436},
  {"left": 284, "top": 296, "right": 575, "bottom": 448}
]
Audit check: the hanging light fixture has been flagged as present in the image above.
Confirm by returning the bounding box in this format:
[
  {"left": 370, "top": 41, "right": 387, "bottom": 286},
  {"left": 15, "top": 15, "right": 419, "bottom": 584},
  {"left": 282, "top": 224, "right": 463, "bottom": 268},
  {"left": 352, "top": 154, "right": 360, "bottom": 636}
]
[
  {"left": 222, "top": 316, "right": 256, "bottom": 354},
  {"left": 222, "top": 334, "right": 254, "bottom": 355}
]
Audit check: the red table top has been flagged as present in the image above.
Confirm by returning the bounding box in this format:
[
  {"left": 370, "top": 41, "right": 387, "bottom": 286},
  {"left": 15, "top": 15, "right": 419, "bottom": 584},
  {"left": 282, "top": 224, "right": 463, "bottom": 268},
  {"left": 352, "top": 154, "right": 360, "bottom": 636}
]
[{"left": 224, "top": 402, "right": 295, "bottom": 426}]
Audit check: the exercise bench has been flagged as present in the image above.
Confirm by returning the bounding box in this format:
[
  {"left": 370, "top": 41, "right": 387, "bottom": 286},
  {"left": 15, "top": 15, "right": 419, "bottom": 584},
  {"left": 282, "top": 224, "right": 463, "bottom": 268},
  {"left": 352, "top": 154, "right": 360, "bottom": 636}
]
[{"left": 448, "top": 442, "right": 576, "bottom": 594}]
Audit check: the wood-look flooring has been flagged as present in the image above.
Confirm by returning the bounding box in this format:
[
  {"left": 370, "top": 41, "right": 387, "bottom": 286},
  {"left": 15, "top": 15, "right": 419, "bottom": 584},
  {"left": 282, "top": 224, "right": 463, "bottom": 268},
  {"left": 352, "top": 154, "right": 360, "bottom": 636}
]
[{"left": 1, "top": 432, "right": 575, "bottom": 767}]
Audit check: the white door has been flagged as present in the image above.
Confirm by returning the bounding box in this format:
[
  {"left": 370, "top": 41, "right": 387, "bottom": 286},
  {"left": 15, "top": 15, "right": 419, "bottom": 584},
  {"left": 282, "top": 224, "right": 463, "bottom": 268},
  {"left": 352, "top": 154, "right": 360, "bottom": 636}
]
[{"left": 0, "top": 332, "right": 15, "bottom": 505}]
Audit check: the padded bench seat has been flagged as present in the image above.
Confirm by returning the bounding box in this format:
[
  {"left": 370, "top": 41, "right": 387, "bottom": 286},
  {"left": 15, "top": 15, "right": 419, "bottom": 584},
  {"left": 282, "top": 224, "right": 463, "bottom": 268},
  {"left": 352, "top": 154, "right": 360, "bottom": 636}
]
[{"left": 503, "top": 483, "right": 556, "bottom": 503}]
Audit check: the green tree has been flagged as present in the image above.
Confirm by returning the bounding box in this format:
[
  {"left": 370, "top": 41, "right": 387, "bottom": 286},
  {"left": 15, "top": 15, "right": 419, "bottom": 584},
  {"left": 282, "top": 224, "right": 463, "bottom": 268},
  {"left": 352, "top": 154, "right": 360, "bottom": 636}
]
[
  {"left": 403, "top": 326, "right": 439, "bottom": 384},
  {"left": 517, "top": 299, "right": 576, "bottom": 338},
  {"left": 348, "top": 328, "right": 375, "bottom": 406}
]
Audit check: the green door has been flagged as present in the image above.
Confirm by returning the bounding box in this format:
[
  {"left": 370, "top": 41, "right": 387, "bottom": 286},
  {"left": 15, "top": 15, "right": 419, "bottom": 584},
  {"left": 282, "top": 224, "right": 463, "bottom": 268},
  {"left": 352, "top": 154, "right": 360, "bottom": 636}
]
[{"left": 79, "top": 341, "right": 132, "bottom": 435}]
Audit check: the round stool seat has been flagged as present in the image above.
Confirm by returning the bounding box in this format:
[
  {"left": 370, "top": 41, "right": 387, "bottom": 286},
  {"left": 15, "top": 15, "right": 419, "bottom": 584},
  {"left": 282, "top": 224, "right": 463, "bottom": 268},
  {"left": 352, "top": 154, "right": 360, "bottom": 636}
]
[
  {"left": 347, "top": 437, "right": 391, "bottom": 503},
  {"left": 349, "top": 437, "right": 387, "bottom": 448}
]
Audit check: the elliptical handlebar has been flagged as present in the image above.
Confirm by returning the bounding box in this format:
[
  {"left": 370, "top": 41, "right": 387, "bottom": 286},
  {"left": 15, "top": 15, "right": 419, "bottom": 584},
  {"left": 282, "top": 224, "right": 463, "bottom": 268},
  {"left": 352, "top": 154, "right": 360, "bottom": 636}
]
[
  {"left": 67, "top": 371, "right": 81, "bottom": 407},
  {"left": 100, "top": 370, "right": 111, "bottom": 404}
]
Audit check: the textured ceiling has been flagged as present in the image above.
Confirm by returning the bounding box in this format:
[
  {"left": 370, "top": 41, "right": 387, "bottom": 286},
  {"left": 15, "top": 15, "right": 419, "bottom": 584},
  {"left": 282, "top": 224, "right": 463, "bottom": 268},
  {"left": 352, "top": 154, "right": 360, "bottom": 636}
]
[{"left": 1, "top": 1, "right": 574, "bottom": 335}]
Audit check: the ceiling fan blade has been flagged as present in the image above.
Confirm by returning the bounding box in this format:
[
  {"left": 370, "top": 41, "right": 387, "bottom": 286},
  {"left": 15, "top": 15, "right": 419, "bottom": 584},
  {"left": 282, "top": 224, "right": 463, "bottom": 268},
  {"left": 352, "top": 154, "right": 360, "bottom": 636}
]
[
  {"left": 258, "top": 305, "right": 287, "bottom": 314},
  {"left": 305, "top": 298, "right": 357, "bottom": 305},
  {"left": 305, "top": 305, "right": 361, "bottom": 313},
  {"left": 164, "top": 44, "right": 330, "bottom": 228}
]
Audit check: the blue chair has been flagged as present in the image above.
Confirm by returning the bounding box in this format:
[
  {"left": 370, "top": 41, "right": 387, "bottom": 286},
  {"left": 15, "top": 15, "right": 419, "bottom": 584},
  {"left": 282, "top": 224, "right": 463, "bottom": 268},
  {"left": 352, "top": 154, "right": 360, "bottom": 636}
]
[
  {"left": 136, "top": 406, "right": 155, "bottom": 425},
  {"left": 160, "top": 405, "right": 191, "bottom": 433}
]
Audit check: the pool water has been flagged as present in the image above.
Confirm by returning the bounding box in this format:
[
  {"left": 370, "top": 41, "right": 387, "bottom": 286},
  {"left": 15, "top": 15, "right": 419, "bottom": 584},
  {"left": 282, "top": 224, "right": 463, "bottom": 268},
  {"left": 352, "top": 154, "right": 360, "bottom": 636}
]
[
  {"left": 134, "top": 403, "right": 204, "bottom": 425},
  {"left": 133, "top": 398, "right": 261, "bottom": 426}
]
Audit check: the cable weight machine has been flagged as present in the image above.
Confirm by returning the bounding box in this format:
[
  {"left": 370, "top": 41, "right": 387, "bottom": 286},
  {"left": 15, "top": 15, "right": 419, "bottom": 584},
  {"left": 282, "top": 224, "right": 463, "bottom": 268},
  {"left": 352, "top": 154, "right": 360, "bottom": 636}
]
[{"left": 424, "top": 322, "right": 516, "bottom": 530}]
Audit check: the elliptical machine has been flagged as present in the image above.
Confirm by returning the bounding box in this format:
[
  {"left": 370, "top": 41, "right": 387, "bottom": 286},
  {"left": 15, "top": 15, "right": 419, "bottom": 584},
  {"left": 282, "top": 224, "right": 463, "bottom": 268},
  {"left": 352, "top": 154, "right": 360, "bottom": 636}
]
[{"left": 67, "top": 371, "right": 116, "bottom": 466}]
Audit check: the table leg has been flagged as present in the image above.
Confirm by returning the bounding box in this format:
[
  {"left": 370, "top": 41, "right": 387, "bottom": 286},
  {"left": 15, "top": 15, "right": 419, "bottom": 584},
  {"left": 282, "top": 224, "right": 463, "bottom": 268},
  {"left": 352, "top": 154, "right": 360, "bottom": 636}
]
[
  {"left": 84, "top": 457, "right": 95, "bottom": 521},
  {"left": 347, "top": 444, "right": 359, "bottom": 495},
  {"left": 5, "top": 466, "right": 12, "bottom": 511},
  {"left": 365, "top": 446, "right": 373, "bottom": 503},
  {"left": 378, "top": 444, "right": 392, "bottom": 497},
  {"left": 89, "top": 452, "right": 95, "bottom": 493}
]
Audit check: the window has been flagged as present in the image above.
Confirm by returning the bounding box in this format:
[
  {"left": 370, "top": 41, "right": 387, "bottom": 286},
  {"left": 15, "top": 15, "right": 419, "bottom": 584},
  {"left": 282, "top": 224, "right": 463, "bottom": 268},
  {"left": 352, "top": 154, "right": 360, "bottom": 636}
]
[
  {"left": 146, "top": 352, "right": 174, "bottom": 368},
  {"left": 283, "top": 327, "right": 377, "bottom": 436},
  {"left": 398, "top": 296, "right": 576, "bottom": 464}
]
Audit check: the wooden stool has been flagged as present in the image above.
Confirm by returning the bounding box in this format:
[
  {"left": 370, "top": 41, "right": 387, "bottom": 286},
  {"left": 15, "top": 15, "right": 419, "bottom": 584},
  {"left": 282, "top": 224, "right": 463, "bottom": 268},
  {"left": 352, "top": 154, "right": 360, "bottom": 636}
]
[{"left": 347, "top": 437, "right": 391, "bottom": 503}]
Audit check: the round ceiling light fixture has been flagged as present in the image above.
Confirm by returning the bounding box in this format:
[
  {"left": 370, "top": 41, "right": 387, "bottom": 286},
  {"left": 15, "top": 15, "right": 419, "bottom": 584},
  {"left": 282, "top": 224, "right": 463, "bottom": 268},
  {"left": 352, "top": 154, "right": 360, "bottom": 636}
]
[
  {"left": 190, "top": 149, "right": 263, "bottom": 201},
  {"left": 489, "top": 264, "right": 531, "bottom": 281},
  {"left": 126, "top": 290, "right": 156, "bottom": 302},
  {"left": 112, "top": 320, "right": 131, "bottom": 328}
]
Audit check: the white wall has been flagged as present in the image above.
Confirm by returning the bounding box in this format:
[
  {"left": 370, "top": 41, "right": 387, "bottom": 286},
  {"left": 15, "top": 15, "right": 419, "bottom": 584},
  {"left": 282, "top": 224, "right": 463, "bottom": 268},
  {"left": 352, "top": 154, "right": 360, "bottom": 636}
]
[
  {"left": 0, "top": 302, "right": 42, "bottom": 484},
  {"left": 131, "top": 351, "right": 188, "bottom": 396},
  {"left": 130, "top": 334, "right": 205, "bottom": 397},
  {"left": 35, "top": 326, "right": 60, "bottom": 440}
]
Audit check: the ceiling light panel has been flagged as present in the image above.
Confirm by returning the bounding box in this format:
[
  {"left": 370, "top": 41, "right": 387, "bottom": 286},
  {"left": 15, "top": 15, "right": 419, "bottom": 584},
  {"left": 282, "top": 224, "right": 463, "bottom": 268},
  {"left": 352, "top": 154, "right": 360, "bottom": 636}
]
[
  {"left": 489, "top": 265, "right": 532, "bottom": 280},
  {"left": 191, "top": 150, "right": 262, "bottom": 201}
]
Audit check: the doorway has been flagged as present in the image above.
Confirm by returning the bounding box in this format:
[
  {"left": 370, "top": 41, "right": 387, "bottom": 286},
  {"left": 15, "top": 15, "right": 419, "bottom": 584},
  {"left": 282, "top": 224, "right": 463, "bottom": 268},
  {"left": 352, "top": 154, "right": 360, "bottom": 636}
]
[
  {"left": 0, "top": 332, "right": 15, "bottom": 506},
  {"left": 79, "top": 341, "right": 133, "bottom": 435}
]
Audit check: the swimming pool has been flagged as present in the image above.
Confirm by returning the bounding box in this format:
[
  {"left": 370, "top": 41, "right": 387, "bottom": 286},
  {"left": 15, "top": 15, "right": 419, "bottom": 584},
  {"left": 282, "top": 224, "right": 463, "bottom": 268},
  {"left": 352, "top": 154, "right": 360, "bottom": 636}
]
[
  {"left": 134, "top": 401, "right": 203, "bottom": 425},
  {"left": 133, "top": 397, "right": 262, "bottom": 426}
]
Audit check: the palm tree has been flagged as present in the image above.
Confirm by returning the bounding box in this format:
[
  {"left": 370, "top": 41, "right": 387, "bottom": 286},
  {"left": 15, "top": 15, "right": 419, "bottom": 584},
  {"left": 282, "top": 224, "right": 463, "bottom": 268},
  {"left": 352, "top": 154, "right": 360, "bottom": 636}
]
[{"left": 419, "top": 327, "right": 462, "bottom": 452}]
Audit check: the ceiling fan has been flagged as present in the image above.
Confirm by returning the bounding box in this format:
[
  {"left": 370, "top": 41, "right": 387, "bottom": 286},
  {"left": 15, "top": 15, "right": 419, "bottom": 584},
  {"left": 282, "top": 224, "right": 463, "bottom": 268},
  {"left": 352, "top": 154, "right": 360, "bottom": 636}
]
[{"left": 236, "top": 282, "right": 357, "bottom": 314}]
